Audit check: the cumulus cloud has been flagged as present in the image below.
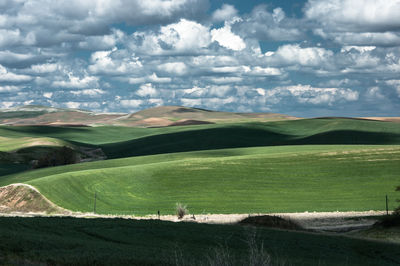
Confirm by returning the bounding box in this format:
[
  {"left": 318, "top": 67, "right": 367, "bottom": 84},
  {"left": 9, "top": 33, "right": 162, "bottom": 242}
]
[
  {"left": 236, "top": 5, "right": 303, "bottom": 41},
  {"left": 158, "top": 62, "right": 187, "bottom": 76},
  {"left": 120, "top": 99, "right": 144, "bottom": 109},
  {"left": 365, "top": 86, "right": 385, "bottom": 100},
  {"left": 183, "top": 85, "right": 233, "bottom": 98},
  {"left": 30, "top": 63, "right": 59, "bottom": 74},
  {"left": 0, "top": 0, "right": 399, "bottom": 115},
  {"left": 130, "top": 19, "right": 211, "bottom": 55},
  {"left": 70, "top": 89, "right": 105, "bottom": 96},
  {"left": 135, "top": 83, "right": 158, "bottom": 97},
  {"left": 386, "top": 80, "right": 400, "bottom": 96},
  {"left": 89, "top": 48, "right": 143, "bottom": 75},
  {"left": 52, "top": 74, "right": 99, "bottom": 89},
  {"left": 266, "top": 85, "right": 359, "bottom": 105},
  {"left": 212, "top": 4, "right": 238, "bottom": 22},
  {"left": 43, "top": 92, "right": 53, "bottom": 98},
  {"left": 128, "top": 73, "right": 171, "bottom": 84},
  {"left": 306, "top": 0, "right": 400, "bottom": 46},
  {"left": 306, "top": 0, "right": 400, "bottom": 32},
  {"left": 269, "top": 44, "right": 333, "bottom": 67},
  {"left": 0, "top": 64, "right": 32, "bottom": 82},
  {"left": 0, "top": 85, "right": 21, "bottom": 92},
  {"left": 208, "top": 76, "right": 243, "bottom": 84},
  {"left": 64, "top": 101, "right": 101, "bottom": 110},
  {"left": 0, "top": 0, "right": 208, "bottom": 48},
  {"left": 249, "top": 67, "right": 281, "bottom": 76},
  {"left": 211, "top": 22, "right": 246, "bottom": 51}
]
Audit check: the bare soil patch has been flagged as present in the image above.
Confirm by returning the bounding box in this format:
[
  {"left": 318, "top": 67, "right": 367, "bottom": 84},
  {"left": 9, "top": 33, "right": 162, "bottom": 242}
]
[{"left": 0, "top": 184, "right": 68, "bottom": 214}]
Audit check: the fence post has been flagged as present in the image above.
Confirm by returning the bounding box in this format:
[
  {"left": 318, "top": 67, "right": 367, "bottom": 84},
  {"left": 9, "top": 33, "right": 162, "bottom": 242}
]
[
  {"left": 94, "top": 191, "right": 97, "bottom": 214},
  {"left": 386, "top": 195, "right": 389, "bottom": 216}
]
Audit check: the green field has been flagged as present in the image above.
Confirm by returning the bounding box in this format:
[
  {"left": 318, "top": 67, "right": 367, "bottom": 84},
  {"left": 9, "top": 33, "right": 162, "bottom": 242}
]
[
  {"left": 1, "top": 145, "right": 398, "bottom": 215},
  {"left": 1, "top": 113, "right": 400, "bottom": 265},
  {"left": 1, "top": 118, "right": 399, "bottom": 159},
  {"left": 1, "top": 117, "right": 400, "bottom": 215},
  {"left": 0, "top": 217, "right": 399, "bottom": 265}
]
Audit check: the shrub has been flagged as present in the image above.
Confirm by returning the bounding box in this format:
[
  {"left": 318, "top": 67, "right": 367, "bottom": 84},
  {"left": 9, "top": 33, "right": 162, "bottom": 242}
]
[{"left": 175, "top": 203, "right": 188, "bottom": 219}]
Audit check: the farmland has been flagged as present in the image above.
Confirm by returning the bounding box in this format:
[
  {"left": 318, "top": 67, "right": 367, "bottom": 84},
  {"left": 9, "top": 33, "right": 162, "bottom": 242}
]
[
  {"left": 0, "top": 106, "right": 400, "bottom": 264},
  {"left": 1, "top": 217, "right": 400, "bottom": 265}
]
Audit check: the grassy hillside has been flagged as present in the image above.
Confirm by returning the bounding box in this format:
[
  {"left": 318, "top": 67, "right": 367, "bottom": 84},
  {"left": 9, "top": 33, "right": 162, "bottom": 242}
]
[
  {"left": 1, "top": 145, "right": 399, "bottom": 215},
  {"left": 1, "top": 118, "right": 400, "bottom": 159},
  {"left": 1, "top": 217, "right": 399, "bottom": 265},
  {"left": 0, "top": 136, "right": 68, "bottom": 152}
]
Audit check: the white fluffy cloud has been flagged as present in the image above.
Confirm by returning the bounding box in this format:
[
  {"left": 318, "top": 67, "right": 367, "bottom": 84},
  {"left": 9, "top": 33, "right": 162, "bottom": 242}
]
[
  {"left": 266, "top": 85, "right": 359, "bottom": 105},
  {"left": 306, "top": 0, "right": 400, "bottom": 46},
  {"left": 0, "top": 1, "right": 399, "bottom": 115},
  {"left": 306, "top": 0, "right": 400, "bottom": 32},
  {"left": 128, "top": 73, "right": 171, "bottom": 84},
  {"left": 120, "top": 99, "right": 144, "bottom": 108},
  {"left": 131, "top": 19, "right": 211, "bottom": 55},
  {"left": 52, "top": 74, "right": 99, "bottom": 89},
  {"left": 212, "top": 4, "right": 238, "bottom": 22},
  {"left": 135, "top": 83, "right": 158, "bottom": 97},
  {"left": 0, "top": 64, "right": 32, "bottom": 82},
  {"left": 237, "top": 5, "right": 303, "bottom": 41},
  {"left": 30, "top": 63, "right": 59, "bottom": 74},
  {"left": 272, "top": 44, "right": 333, "bottom": 67},
  {"left": 158, "top": 62, "right": 187, "bottom": 75},
  {"left": 211, "top": 23, "right": 246, "bottom": 51},
  {"left": 70, "top": 89, "right": 105, "bottom": 96},
  {"left": 43, "top": 92, "right": 53, "bottom": 98},
  {"left": 0, "top": 85, "right": 21, "bottom": 92},
  {"left": 386, "top": 80, "right": 400, "bottom": 96},
  {"left": 89, "top": 48, "right": 143, "bottom": 75},
  {"left": 365, "top": 87, "right": 385, "bottom": 100}
]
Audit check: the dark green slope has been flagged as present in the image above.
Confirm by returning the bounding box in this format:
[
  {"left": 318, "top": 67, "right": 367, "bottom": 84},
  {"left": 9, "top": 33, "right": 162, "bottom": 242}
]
[
  {"left": 1, "top": 118, "right": 400, "bottom": 160},
  {"left": 101, "top": 118, "right": 400, "bottom": 158},
  {"left": 1, "top": 217, "right": 399, "bottom": 265}
]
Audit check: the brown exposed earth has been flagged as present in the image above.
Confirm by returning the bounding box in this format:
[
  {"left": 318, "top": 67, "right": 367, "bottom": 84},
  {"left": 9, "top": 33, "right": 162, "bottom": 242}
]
[
  {"left": 359, "top": 117, "right": 400, "bottom": 123},
  {"left": 0, "top": 184, "right": 68, "bottom": 214}
]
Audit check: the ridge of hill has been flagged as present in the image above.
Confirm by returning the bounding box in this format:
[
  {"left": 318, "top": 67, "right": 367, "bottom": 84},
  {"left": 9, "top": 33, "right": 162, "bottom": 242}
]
[{"left": 0, "top": 105, "right": 298, "bottom": 127}]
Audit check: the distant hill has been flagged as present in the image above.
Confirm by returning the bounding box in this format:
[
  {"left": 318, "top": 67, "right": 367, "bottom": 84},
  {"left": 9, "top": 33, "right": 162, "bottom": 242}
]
[{"left": 0, "top": 105, "right": 299, "bottom": 127}]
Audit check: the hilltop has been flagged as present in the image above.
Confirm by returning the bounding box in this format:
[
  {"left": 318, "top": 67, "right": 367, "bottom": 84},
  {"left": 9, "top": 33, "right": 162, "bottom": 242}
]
[{"left": 0, "top": 105, "right": 298, "bottom": 127}]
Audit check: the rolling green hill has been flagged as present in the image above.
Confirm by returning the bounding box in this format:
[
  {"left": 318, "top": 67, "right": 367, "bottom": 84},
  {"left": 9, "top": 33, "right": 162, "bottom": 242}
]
[
  {"left": 1, "top": 114, "right": 400, "bottom": 215},
  {"left": 1, "top": 118, "right": 400, "bottom": 160},
  {"left": 2, "top": 145, "right": 399, "bottom": 215}
]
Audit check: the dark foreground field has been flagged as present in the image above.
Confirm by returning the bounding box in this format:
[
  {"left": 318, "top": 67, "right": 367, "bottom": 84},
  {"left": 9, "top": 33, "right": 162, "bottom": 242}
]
[{"left": 0, "top": 217, "right": 399, "bottom": 265}]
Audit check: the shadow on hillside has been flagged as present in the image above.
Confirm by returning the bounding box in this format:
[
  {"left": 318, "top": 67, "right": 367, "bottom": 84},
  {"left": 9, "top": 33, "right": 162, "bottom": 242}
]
[
  {"left": 101, "top": 126, "right": 293, "bottom": 158},
  {"left": 0, "top": 125, "right": 90, "bottom": 136},
  {"left": 101, "top": 127, "right": 400, "bottom": 159},
  {"left": 292, "top": 130, "right": 400, "bottom": 145}
]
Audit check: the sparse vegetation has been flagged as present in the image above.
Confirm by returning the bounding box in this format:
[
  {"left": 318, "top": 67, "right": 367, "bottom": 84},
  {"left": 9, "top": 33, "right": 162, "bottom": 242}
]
[
  {"left": 176, "top": 203, "right": 188, "bottom": 219},
  {"left": 239, "top": 215, "right": 302, "bottom": 231},
  {"left": 34, "top": 146, "right": 77, "bottom": 169}
]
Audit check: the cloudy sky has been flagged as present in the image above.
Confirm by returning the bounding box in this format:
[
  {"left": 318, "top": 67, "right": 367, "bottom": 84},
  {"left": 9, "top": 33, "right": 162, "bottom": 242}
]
[{"left": 1, "top": 0, "right": 400, "bottom": 116}]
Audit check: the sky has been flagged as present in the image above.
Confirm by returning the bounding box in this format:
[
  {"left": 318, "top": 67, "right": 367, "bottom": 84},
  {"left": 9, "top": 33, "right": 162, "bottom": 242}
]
[{"left": 0, "top": 0, "right": 400, "bottom": 117}]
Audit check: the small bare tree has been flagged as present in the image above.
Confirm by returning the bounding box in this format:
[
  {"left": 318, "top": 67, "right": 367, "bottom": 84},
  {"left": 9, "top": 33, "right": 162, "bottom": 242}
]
[{"left": 175, "top": 203, "right": 188, "bottom": 219}]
